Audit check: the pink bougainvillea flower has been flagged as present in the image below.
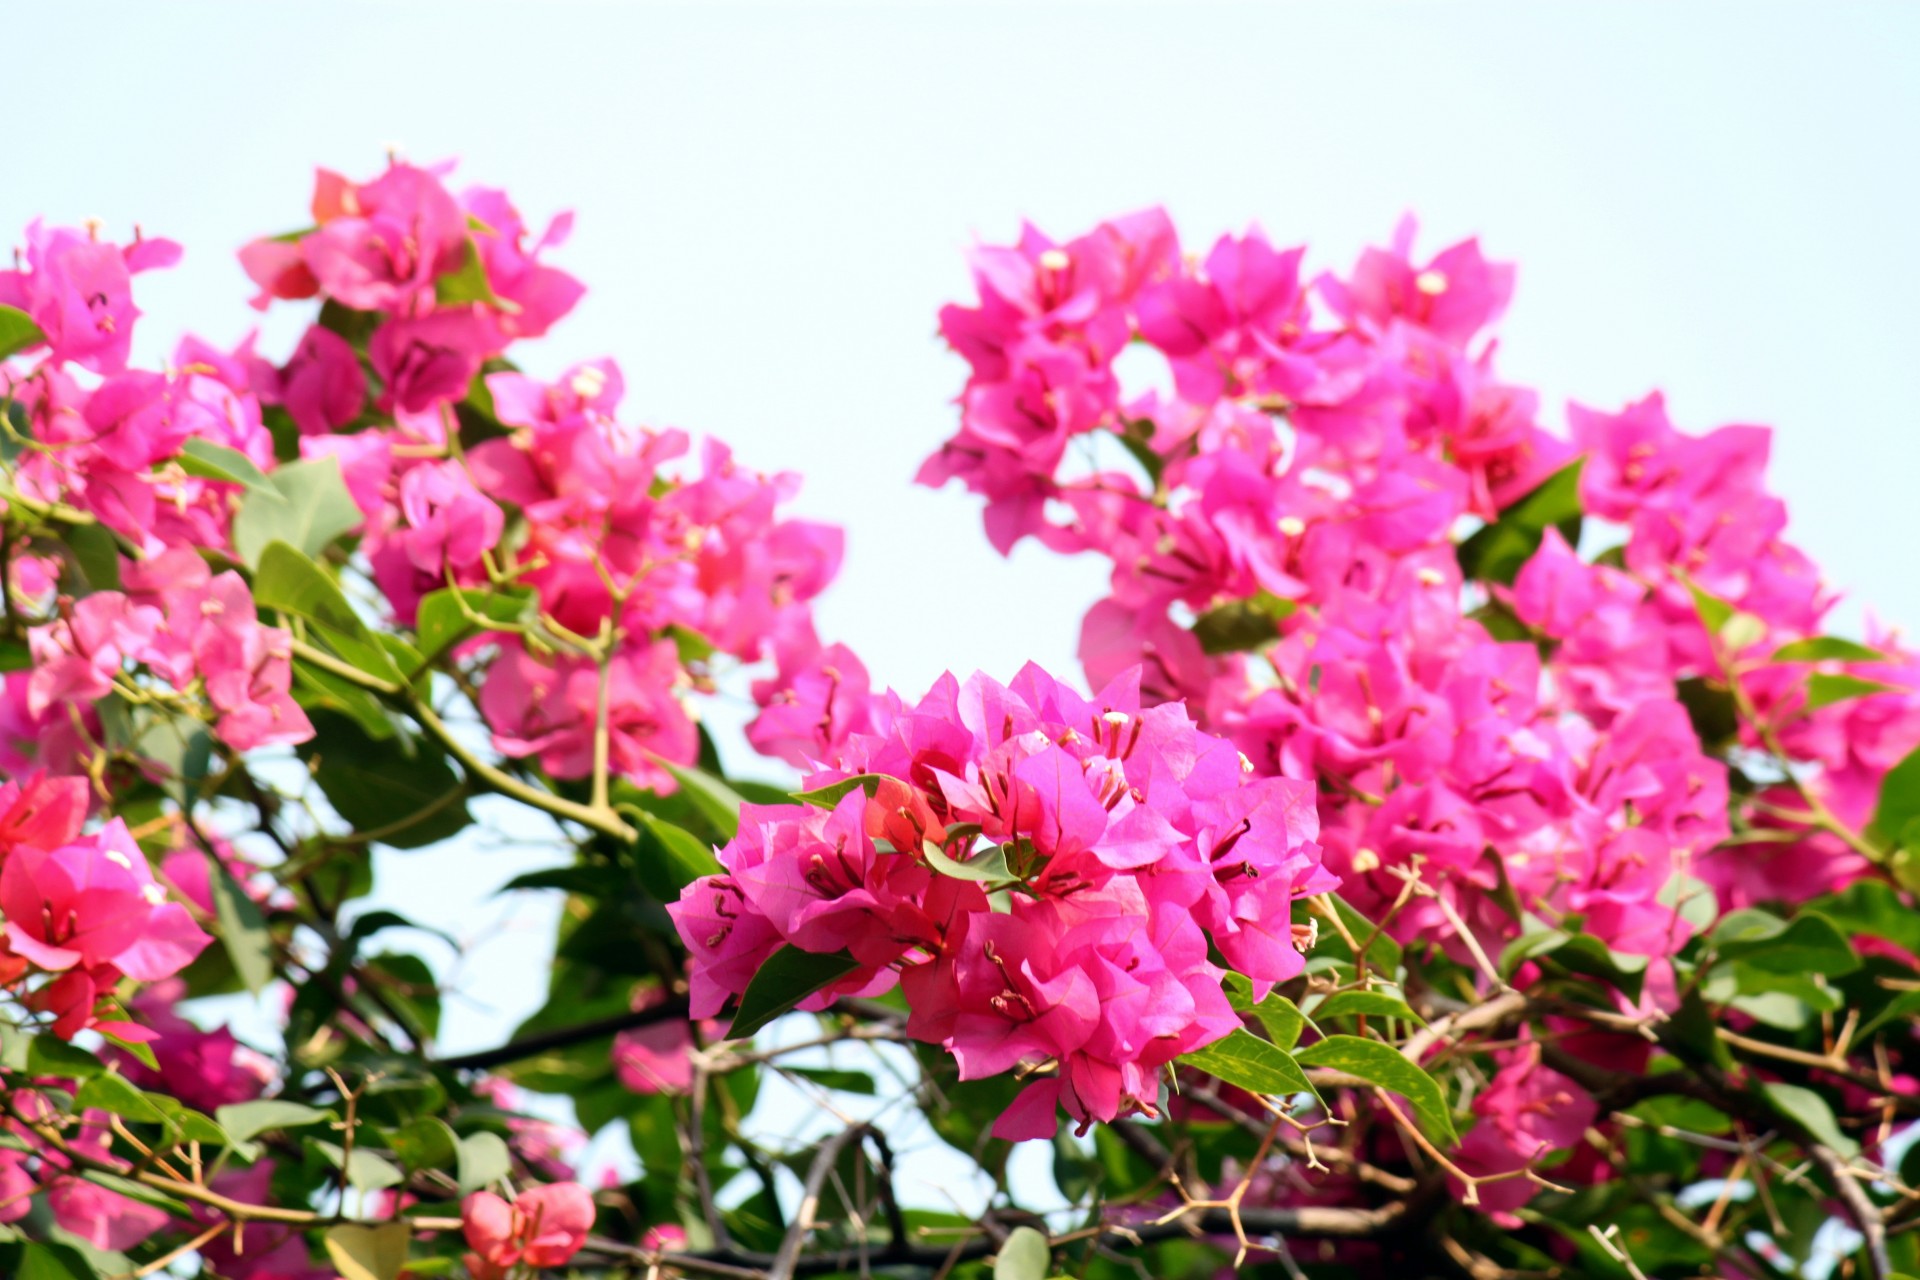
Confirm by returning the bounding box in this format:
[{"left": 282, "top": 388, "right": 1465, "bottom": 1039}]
[
  {"left": 461, "top": 1183, "right": 596, "bottom": 1279},
  {"left": 396, "top": 458, "right": 505, "bottom": 574},
  {"left": 0, "top": 221, "right": 181, "bottom": 374},
  {"left": 0, "top": 819, "right": 210, "bottom": 981},
  {"left": 276, "top": 322, "right": 366, "bottom": 434},
  {"left": 368, "top": 306, "right": 490, "bottom": 413}
]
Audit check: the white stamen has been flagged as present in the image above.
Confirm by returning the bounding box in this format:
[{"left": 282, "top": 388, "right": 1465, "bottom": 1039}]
[
  {"left": 570, "top": 365, "right": 607, "bottom": 399},
  {"left": 1415, "top": 269, "right": 1448, "bottom": 296}
]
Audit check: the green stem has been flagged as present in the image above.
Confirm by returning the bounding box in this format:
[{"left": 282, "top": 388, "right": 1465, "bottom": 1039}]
[{"left": 289, "top": 639, "right": 635, "bottom": 843}]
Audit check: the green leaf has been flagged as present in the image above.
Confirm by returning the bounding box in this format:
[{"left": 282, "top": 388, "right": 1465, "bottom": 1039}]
[
  {"left": 1676, "top": 675, "right": 1740, "bottom": 749},
  {"left": 455, "top": 1130, "right": 512, "bottom": 1195},
  {"left": 62, "top": 523, "right": 121, "bottom": 593},
  {"left": 98, "top": 1028, "right": 159, "bottom": 1073},
  {"left": 665, "top": 622, "right": 714, "bottom": 665},
  {"left": 1711, "top": 909, "right": 1859, "bottom": 976},
  {"left": 0, "top": 305, "right": 47, "bottom": 362},
  {"left": 1456, "top": 458, "right": 1584, "bottom": 584},
  {"left": 1222, "top": 975, "right": 1309, "bottom": 1050},
  {"left": 215, "top": 1099, "right": 332, "bottom": 1145},
  {"left": 1685, "top": 579, "right": 1736, "bottom": 635},
  {"left": 324, "top": 1222, "right": 411, "bottom": 1280},
  {"left": 434, "top": 238, "right": 506, "bottom": 308},
  {"left": 1191, "top": 593, "right": 1297, "bottom": 656},
  {"left": 364, "top": 952, "right": 441, "bottom": 1041},
  {"left": 390, "top": 1116, "right": 460, "bottom": 1174},
  {"left": 413, "top": 585, "right": 536, "bottom": 666},
  {"left": 1292, "top": 1034, "right": 1456, "bottom": 1143},
  {"left": 73, "top": 1075, "right": 165, "bottom": 1124},
  {"left": 1873, "top": 742, "right": 1920, "bottom": 855},
  {"left": 291, "top": 659, "right": 396, "bottom": 739},
  {"left": 1657, "top": 871, "right": 1720, "bottom": 935},
  {"left": 1112, "top": 420, "right": 1165, "bottom": 489},
  {"left": 1811, "top": 879, "right": 1920, "bottom": 956},
  {"left": 1313, "top": 989, "right": 1426, "bottom": 1026},
  {"left": 1499, "top": 924, "right": 1648, "bottom": 999},
  {"left": 1178, "top": 1028, "right": 1318, "bottom": 1100},
  {"left": 254, "top": 541, "right": 402, "bottom": 682},
  {"left": 25, "top": 1036, "right": 104, "bottom": 1079},
  {"left": 1760, "top": 1081, "right": 1857, "bottom": 1158},
  {"left": 1624, "top": 1094, "right": 1732, "bottom": 1136},
  {"left": 315, "top": 1140, "right": 406, "bottom": 1192},
  {"left": 1772, "top": 636, "right": 1887, "bottom": 663},
  {"left": 177, "top": 439, "right": 275, "bottom": 491},
  {"left": 232, "top": 456, "right": 362, "bottom": 567},
  {"left": 1805, "top": 673, "right": 1899, "bottom": 710},
  {"left": 994, "top": 1225, "right": 1051, "bottom": 1280},
  {"left": 137, "top": 1094, "right": 225, "bottom": 1146},
  {"left": 206, "top": 853, "right": 273, "bottom": 994},
  {"left": 1329, "top": 893, "right": 1402, "bottom": 974},
  {"left": 921, "top": 838, "right": 1013, "bottom": 884},
  {"left": 296, "top": 710, "right": 470, "bottom": 849},
  {"left": 792, "top": 774, "right": 898, "bottom": 810},
  {"left": 653, "top": 760, "right": 746, "bottom": 841},
  {"left": 629, "top": 812, "right": 723, "bottom": 901},
  {"left": 75, "top": 1170, "right": 194, "bottom": 1217},
  {"left": 16, "top": 1242, "right": 97, "bottom": 1280},
  {"left": 785, "top": 1067, "right": 878, "bottom": 1095},
  {"left": 727, "top": 945, "right": 861, "bottom": 1039}
]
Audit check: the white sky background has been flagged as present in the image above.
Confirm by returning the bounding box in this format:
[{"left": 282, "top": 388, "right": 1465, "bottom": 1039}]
[{"left": 7, "top": 0, "right": 1920, "bottom": 1209}]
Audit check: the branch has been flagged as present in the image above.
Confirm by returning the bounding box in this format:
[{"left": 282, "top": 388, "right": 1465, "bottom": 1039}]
[
  {"left": 289, "top": 638, "right": 636, "bottom": 843},
  {"left": 407, "top": 696, "right": 636, "bottom": 842},
  {"left": 11, "top": 1096, "right": 461, "bottom": 1232},
  {"left": 433, "top": 995, "right": 692, "bottom": 1072},
  {"left": 585, "top": 1200, "right": 1411, "bottom": 1277},
  {"left": 768, "top": 1124, "right": 872, "bottom": 1280},
  {"left": 1812, "top": 1144, "right": 1890, "bottom": 1280}
]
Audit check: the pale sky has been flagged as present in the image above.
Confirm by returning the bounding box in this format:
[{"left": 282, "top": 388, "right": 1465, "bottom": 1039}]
[{"left": 9, "top": 0, "right": 1918, "bottom": 1205}]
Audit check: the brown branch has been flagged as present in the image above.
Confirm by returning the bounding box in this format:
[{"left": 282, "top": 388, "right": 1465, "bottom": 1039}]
[
  {"left": 584, "top": 1200, "right": 1413, "bottom": 1277},
  {"left": 1812, "top": 1144, "right": 1890, "bottom": 1280},
  {"left": 433, "top": 995, "right": 693, "bottom": 1071},
  {"left": 768, "top": 1124, "right": 872, "bottom": 1280}
]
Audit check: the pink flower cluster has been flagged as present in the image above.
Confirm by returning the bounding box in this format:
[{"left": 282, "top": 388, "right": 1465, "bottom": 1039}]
[
  {"left": 229, "top": 160, "right": 847, "bottom": 792},
  {"left": 461, "top": 1182, "right": 596, "bottom": 1280},
  {"left": 670, "top": 663, "right": 1335, "bottom": 1139},
  {"left": 0, "top": 222, "right": 181, "bottom": 376},
  {"left": 239, "top": 160, "right": 580, "bottom": 412},
  {"left": 1447, "top": 1036, "right": 1598, "bottom": 1223},
  {"left": 0, "top": 774, "right": 210, "bottom": 1041},
  {"left": 27, "top": 557, "right": 310, "bottom": 753},
  {"left": 112, "top": 978, "right": 275, "bottom": 1114},
  {"left": 0, "top": 210, "right": 319, "bottom": 785},
  {"left": 455, "top": 365, "right": 843, "bottom": 790},
  {"left": 920, "top": 209, "right": 1910, "bottom": 978},
  {"left": 3, "top": 326, "right": 278, "bottom": 559},
  {"left": 0, "top": 1103, "right": 174, "bottom": 1250}
]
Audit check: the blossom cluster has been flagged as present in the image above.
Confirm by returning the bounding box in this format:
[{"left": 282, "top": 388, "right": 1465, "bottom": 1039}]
[
  {"left": 232, "top": 160, "right": 847, "bottom": 791},
  {"left": 0, "top": 774, "right": 208, "bottom": 1040},
  {"left": 918, "top": 210, "right": 1915, "bottom": 963},
  {"left": 918, "top": 210, "right": 1920, "bottom": 1217},
  {"left": 0, "top": 159, "right": 849, "bottom": 806},
  {"left": 28, "top": 558, "right": 309, "bottom": 754},
  {"left": 671, "top": 663, "right": 1336, "bottom": 1138}
]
